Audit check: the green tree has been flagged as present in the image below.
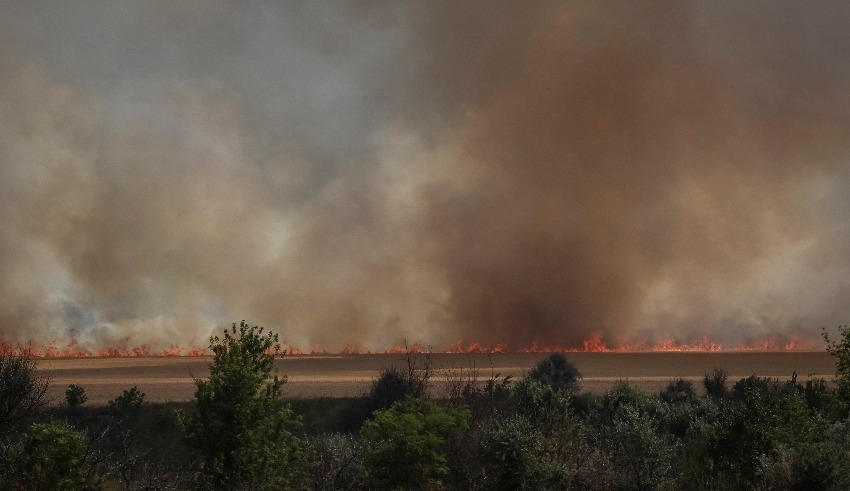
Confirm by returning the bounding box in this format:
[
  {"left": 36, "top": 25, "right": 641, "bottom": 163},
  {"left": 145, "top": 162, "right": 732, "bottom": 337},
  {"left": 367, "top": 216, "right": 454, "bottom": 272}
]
[
  {"left": 3, "top": 420, "right": 103, "bottom": 491},
  {"left": 179, "top": 321, "right": 303, "bottom": 491},
  {"left": 361, "top": 396, "right": 469, "bottom": 490}
]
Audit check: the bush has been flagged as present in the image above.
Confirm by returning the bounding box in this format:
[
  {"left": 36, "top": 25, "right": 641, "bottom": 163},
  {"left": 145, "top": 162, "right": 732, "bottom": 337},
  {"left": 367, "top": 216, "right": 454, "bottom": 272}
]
[
  {"left": 0, "top": 350, "right": 49, "bottom": 437},
  {"left": 475, "top": 415, "right": 574, "bottom": 491},
  {"left": 660, "top": 378, "right": 695, "bottom": 404},
  {"left": 704, "top": 368, "right": 728, "bottom": 398},
  {"left": 108, "top": 386, "right": 145, "bottom": 422},
  {"left": 2, "top": 420, "right": 104, "bottom": 491},
  {"left": 306, "top": 433, "right": 367, "bottom": 491},
  {"left": 367, "top": 342, "right": 433, "bottom": 413},
  {"left": 592, "top": 381, "right": 674, "bottom": 490},
  {"left": 823, "top": 325, "right": 850, "bottom": 413},
  {"left": 65, "top": 384, "right": 87, "bottom": 409},
  {"left": 361, "top": 397, "right": 469, "bottom": 490},
  {"left": 527, "top": 353, "right": 582, "bottom": 395},
  {"left": 367, "top": 365, "right": 412, "bottom": 412},
  {"left": 179, "top": 321, "right": 303, "bottom": 491}
]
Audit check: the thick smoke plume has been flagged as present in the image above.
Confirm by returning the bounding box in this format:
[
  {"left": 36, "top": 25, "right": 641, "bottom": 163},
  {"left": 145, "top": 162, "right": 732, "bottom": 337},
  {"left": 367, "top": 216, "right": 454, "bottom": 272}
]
[{"left": 1, "top": 1, "right": 849, "bottom": 352}]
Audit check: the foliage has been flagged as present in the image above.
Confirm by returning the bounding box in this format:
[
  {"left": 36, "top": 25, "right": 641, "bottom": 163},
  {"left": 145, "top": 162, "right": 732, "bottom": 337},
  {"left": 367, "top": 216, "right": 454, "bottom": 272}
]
[
  {"left": 510, "top": 378, "right": 574, "bottom": 436},
  {"left": 179, "top": 321, "right": 303, "bottom": 491},
  {"left": 368, "top": 341, "right": 433, "bottom": 413},
  {"left": 2, "top": 420, "right": 103, "bottom": 491},
  {"left": 474, "top": 415, "right": 574, "bottom": 491},
  {"left": 0, "top": 350, "right": 49, "bottom": 437},
  {"left": 65, "top": 384, "right": 88, "bottom": 409},
  {"left": 707, "top": 377, "right": 812, "bottom": 486},
  {"left": 659, "top": 378, "right": 695, "bottom": 404},
  {"left": 361, "top": 396, "right": 469, "bottom": 490},
  {"left": 823, "top": 325, "right": 850, "bottom": 412},
  {"left": 367, "top": 365, "right": 412, "bottom": 413},
  {"left": 703, "top": 368, "right": 728, "bottom": 398},
  {"left": 289, "top": 397, "right": 370, "bottom": 434},
  {"left": 592, "top": 381, "right": 674, "bottom": 491},
  {"left": 305, "top": 433, "right": 367, "bottom": 491},
  {"left": 527, "top": 353, "right": 582, "bottom": 395},
  {"left": 107, "top": 386, "right": 145, "bottom": 422}
]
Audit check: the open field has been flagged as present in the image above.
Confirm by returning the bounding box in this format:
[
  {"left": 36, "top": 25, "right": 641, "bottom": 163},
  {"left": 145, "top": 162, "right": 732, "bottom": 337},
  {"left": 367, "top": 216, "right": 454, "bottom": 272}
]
[{"left": 38, "top": 351, "right": 836, "bottom": 405}]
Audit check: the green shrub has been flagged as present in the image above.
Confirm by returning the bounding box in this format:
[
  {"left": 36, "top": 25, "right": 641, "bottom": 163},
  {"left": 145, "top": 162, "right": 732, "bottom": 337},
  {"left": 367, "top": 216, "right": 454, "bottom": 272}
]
[
  {"left": 475, "top": 415, "right": 575, "bottom": 491},
  {"left": 108, "top": 386, "right": 145, "bottom": 422},
  {"left": 367, "top": 365, "right": 412, "bottom": 412},
  {"left": 64, "top": 384, "right": 87, "bottom": 409},
  {"left": 0, "top": 350, "right": 48, "bottom": 438},
  {"left": 3, "top": 420, "right": 103, "bottom": 491},
  {"left": 660, "top": 378, "right": 695, "bottom": 404},
  {"left": 527, "top": 353, "right": 582, "bottom": 395},
  {"left": 361, "top": 397, "right": 469, "bottom": 490},
  {"left": 704, "top": 368, "right": 728, "bottom": 398}
]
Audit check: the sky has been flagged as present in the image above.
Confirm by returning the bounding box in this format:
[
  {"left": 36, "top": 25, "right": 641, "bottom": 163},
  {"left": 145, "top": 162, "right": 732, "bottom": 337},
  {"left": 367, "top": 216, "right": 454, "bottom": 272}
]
[{"left": 1, "top": 1, "right": 849, "bottom": 353}]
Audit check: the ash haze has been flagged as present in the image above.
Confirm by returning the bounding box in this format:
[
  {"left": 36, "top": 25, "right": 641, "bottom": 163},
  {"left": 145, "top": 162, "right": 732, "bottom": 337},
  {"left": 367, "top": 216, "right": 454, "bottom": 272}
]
[{"left": 1, "top": 1, "right": 849, "bottom": 353}]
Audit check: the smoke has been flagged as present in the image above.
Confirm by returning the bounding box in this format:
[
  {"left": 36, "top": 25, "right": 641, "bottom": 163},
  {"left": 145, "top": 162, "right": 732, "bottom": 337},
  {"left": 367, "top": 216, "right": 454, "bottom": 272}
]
[{"left": 1, "top": 1, "right": 849, "bottom": 351}]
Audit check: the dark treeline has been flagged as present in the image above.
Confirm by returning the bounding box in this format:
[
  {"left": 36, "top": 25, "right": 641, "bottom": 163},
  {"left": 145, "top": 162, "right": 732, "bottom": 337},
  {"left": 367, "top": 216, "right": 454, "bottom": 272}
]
[{"left": 2, "top": 323, "right": 850, "bottom": 490}]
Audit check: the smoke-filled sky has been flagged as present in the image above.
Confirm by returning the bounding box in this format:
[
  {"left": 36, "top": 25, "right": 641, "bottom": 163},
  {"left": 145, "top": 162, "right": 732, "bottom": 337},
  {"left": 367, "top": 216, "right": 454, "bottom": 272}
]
[{"left": 2, "top": 1, "right": 849, "bottom": 352}]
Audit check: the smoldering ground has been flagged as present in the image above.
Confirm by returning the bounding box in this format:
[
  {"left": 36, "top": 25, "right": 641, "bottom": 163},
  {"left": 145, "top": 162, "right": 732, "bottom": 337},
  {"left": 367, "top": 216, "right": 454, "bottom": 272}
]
[{"left": 1, "top": 1, "right": 849, "bottom": 352}]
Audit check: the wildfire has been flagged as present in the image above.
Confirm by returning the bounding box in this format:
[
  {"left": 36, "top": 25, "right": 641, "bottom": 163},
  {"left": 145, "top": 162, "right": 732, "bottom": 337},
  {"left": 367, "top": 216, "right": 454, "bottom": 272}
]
[
  {"left": 0, "top": 340, "right": 210, "bottom": 358},
  {"left": 0, "top": 332, "right": 820, "bottom": 358}
]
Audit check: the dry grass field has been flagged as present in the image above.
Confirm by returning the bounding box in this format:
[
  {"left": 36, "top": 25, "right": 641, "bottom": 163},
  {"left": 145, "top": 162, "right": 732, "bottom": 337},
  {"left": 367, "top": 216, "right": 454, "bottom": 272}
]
[{"left": 37, "top": 351, "right": 836, "bottom": 405}]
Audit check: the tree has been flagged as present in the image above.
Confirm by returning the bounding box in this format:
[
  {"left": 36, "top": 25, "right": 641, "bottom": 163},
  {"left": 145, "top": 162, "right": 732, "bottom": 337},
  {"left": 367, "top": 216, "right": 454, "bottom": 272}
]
[
  {"left": 179, "top": 321, "right": 303, "bottom": 490},
  {"left": 0, "top": 350, "right": 49, "bottom": 438},
  {"left": 361, "top": 396, "right": 469, "bottom": 490},
  {"left": 527, "top": 353, "right": 582, "bottom": 395}
]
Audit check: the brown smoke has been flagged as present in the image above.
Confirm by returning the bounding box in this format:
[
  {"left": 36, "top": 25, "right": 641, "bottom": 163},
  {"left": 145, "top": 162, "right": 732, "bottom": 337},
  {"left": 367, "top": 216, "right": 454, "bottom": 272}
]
[{"left": 1, "top": 1, "right": 849, "bottom": 352}]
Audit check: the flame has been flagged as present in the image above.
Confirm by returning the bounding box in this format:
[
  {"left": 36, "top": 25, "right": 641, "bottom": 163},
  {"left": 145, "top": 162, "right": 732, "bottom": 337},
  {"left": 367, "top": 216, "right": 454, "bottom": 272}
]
[
  {"left": 0, "top": 331, "right": 820, "bottom": 358},
  {"left": 0, "top": 340, "right": 209, "bottom": 357}
]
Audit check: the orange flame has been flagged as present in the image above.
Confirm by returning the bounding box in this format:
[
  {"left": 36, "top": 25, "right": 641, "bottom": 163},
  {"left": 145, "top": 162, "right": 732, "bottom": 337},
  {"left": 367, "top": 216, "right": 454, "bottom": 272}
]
[{"left": 0, "top": 331, "right": 820, "bottom": 358}]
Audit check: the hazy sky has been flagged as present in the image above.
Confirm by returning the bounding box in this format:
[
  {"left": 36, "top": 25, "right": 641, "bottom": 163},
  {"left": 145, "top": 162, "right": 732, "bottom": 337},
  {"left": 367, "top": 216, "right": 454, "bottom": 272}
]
[{"left": 2, "top": 1, "right": 849, "bottom": 352}]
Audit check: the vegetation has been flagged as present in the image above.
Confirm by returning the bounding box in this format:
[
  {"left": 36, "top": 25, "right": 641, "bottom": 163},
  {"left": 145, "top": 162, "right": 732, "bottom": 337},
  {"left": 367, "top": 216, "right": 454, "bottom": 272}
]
[
  {"left": 2, "top": 420, "right": 104, "bottom": 491},
  {"left": 179, "top": 321, "right": 304, "bottom": 490},
  {"left": 65, "top": 384, "right": 88, "bottom": 409},
  {"left": 361, "top": 397, "right": 469, "bottom": 490},
  {"left": 824, "top": 324, "right": 850, "bottom": 413},
  {"left": 527, "top": 352, "right": 582, "bottom": 395},
  {"left": 2, "top": 325, "right": 850, "bottom": 490},
  {"left": 0, "top": 350, "right": 48, "bottom": 437}
]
